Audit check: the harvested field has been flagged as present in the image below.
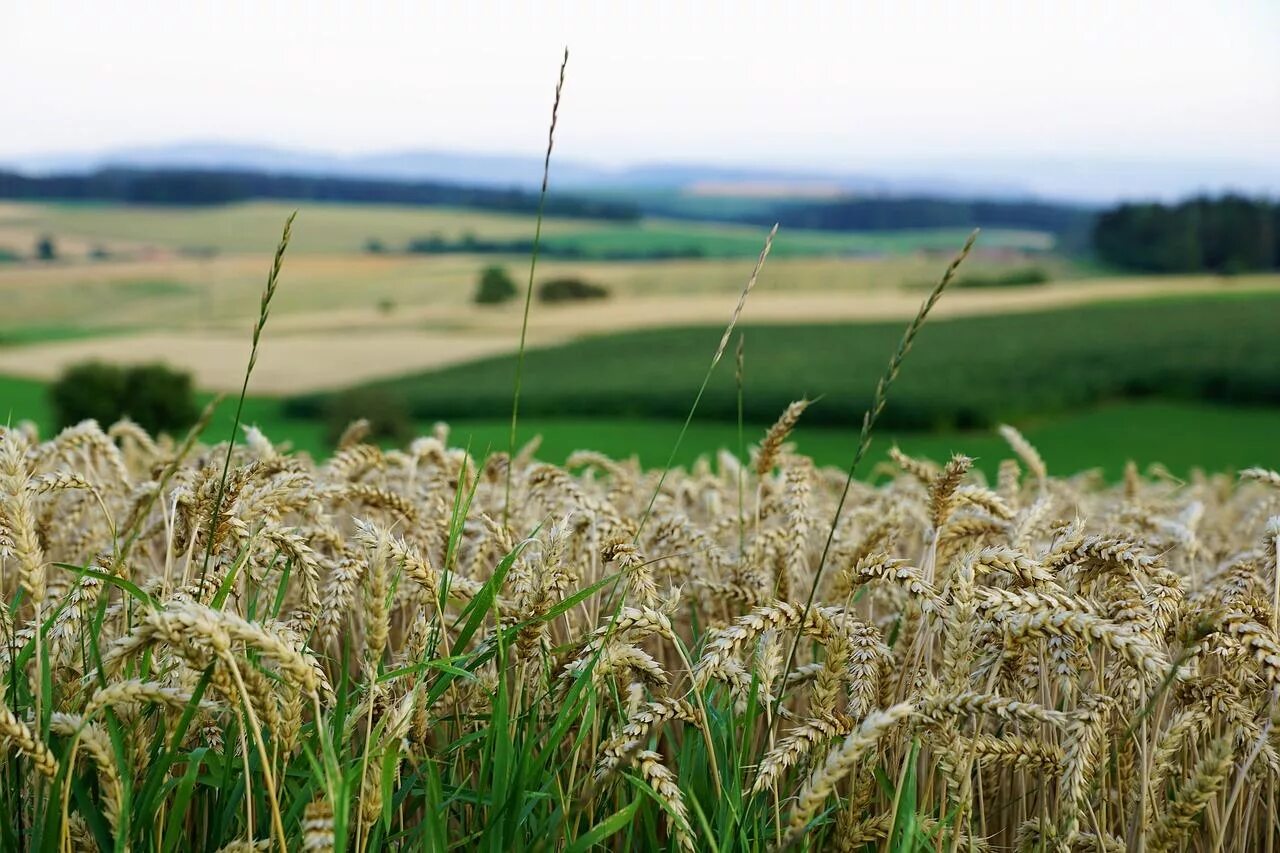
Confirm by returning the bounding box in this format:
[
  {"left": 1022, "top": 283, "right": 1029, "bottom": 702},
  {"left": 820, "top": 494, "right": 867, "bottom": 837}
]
[{"left": 0, "top": 329, "right": 543, "bottom": 393}]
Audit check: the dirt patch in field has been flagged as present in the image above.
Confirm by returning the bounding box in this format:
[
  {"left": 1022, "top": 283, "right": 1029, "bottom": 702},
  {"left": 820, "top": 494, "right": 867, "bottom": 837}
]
[{"left": 0, "top": 330, "right": 549, "bottom": 394}]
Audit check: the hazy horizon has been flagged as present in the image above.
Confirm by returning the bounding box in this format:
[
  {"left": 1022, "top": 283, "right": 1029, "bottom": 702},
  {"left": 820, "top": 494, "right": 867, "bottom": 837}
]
[{"left": 3, "top": 1, "right": 1278, "bottom": 200}]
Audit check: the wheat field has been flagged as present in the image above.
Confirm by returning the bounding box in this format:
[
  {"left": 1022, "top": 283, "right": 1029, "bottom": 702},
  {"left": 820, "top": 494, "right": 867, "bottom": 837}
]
[
  {"left": 2, "top": 402, "right": 1279, "bottom": 850},
  {"left": 4, "top": 142, "right": 1278, "bottom": 850}
]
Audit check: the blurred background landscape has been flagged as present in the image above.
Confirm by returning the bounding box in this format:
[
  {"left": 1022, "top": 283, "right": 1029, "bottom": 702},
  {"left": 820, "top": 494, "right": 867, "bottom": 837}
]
[{"left": 1, "top": 1, "right": 1277, "bottom": 478}]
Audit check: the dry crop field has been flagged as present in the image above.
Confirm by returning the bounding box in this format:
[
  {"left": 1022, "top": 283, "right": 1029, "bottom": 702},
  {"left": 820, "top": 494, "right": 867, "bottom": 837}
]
[{"left": 2, "top": 408, "right": 1280, "bottom": 851}]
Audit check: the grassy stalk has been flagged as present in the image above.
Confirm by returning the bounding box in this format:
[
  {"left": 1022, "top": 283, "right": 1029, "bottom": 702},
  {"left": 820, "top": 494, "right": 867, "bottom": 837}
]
[
  {"left": 735, "top": 334, "right": 746, "bottom": 560},
  {"left": 505, "top": 48, "right": 568, "bottom": 525},
  {"left": 636, "top": 224, "right": 777, "bottom": 538},
  {"left": 769, "top": 229, "right": 977, "bottom": 726},
  {"left": 198, "top": 212, "right": 296, "bottom": 591}
]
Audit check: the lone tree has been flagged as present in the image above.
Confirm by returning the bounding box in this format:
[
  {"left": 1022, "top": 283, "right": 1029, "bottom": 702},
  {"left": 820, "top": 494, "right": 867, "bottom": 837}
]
[
  {"left": 474, "top": 265, "right": 518, "bottom": 305},
  {"left": 35, "top": 234, "right": 57, "bottom": 261}
]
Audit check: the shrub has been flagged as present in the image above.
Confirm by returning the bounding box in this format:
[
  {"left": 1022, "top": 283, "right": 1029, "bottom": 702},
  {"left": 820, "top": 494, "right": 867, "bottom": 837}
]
[
  {"left": 538, "top": 277, "right": 610, "bottom": 303},
  {"left": 474, "top": 265, "right": 518, "bottom": 305},
  {"left": 954, "top": 267, "right": 1050, "bottom": 288},
  {"left": 121, "top": 364, "right": 199, "bottom": 435},
  {"left": 49, "top": 361, "right": 198, "bottom": 435},
  {"left": 364, "top": 238, "right": 387, "bottom": 254},
  {"left": 49, "top": 363, "right": 127, "bottom": 430},
  {"left": 35, "top": 234, "right": 57, "bottom": 262},
  {"left": 324, "top": 388, "right": 413, "bottom": 447}
]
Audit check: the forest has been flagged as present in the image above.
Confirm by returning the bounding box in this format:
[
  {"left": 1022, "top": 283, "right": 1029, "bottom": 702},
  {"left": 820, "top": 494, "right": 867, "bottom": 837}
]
[
  {"left": 1092, "top": 195, "right": 1279, "bottom": 272},
  {"left": 0, "top": 167, "right": 640, "bottom": 220}
]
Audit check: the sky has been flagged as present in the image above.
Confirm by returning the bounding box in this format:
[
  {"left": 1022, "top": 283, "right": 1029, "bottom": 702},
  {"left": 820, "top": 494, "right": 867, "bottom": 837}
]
[{"left": 2, "top": 1, "right": 1278, "bottom": 193}]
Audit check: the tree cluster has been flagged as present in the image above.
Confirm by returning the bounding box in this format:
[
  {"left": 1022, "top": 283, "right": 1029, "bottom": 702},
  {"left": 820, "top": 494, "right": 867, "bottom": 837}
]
[
  {"left": 49, "top": 362, "right": 198, "bottom": 435},
  {"left": 1093, "top": 195, "right": 1279, "bottom": 273},
  {"left": 644, "top": 195, "right": 1096, "bottom": 248}
]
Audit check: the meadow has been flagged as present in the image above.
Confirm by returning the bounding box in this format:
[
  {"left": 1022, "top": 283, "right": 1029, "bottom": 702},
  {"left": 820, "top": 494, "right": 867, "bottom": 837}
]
[{"left": 9, "top": 371, "right": 1280, "bottom": 481}]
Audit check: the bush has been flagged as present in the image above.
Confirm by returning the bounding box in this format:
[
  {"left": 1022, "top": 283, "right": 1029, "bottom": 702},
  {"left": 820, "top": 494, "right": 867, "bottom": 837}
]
[
  {"left": 324, "top": 388, "right": 413, "bottom": 447},
  {"left": 121, "top": 364, "right": 199, "bottom": 435},
  {"left": 954, "top": 267, "right": 1050, "bottom": 288},
  {"left": 49, "top": 363, "right": 127, "bottom": 429},
  {"left": 474, "top": 265, "right": 518, "bottom": 305},
  {"left": 538, "top": 277, "right": 610, "bottom": 303},
  {"left": 364, "top": 238, "right": 387, "bottom": 254},
  {"left": 35, "top": 234, "right": 56, "bottom": 262},
  {"left": 49, "top": 362, "right": 198, "bottom": 435}
]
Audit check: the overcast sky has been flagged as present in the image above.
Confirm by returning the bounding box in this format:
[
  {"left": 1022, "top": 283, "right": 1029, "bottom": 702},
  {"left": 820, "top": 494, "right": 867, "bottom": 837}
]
[{"left": 2, "top": 1, "right": 1277, "bottom": 176}]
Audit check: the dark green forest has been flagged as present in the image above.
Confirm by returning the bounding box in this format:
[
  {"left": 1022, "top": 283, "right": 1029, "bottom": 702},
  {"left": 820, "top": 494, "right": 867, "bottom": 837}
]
[
  {"left": 0, "top": 168, "right": 640, "bottom": 220},
  {"left": 626, "top": 193, "right": 1097, "bottom": 246},
  {"left": 761, "top": 197, "right": 1091, "bottom": 237},
  {"left": 1093, "top": 195, "right": 1279, "bottom": 273}
]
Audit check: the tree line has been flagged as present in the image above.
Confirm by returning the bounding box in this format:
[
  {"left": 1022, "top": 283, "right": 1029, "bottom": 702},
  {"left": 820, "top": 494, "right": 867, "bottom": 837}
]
[
  {"left": 1092, "top": 195, "right": 1279, "bottom": 273},
  {"left": 399, "top": 234, "right": 706, "bottom": 260},
  {"left": 0, "top": 167, "right": 640, "bottom": 221},
  {"left": 768, "top": 196, "right": 1092, "bottom": 234},
  {"left": 642, "top": 194, "right": 1097, "bottom": 248}
]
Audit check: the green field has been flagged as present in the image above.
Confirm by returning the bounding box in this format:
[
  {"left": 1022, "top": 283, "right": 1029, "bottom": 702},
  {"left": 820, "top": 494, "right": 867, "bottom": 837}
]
[
  {"left": 444, "top": 401, "right": 1280, "bottom": 480},
  {"left": 1, "top": 200, "right": 1054, "bottom": 259},
  {"left": 5, "top": 371, "right": 1274, "bottom": 479},
  {"left": 290, "top": 292, "right": 1280, "bottom": 431},
  {"left": 488, "top": 223, "right": 1054, "bottom": 260}
]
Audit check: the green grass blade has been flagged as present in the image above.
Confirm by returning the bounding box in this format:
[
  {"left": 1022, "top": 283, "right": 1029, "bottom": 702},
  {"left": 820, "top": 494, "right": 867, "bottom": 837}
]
[{"left": 566, "top": 800, "right": 639, "bottom": 853}]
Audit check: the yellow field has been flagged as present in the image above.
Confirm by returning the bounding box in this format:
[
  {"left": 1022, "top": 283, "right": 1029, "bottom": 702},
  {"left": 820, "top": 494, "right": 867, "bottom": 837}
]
[
  {"left": 0, "top": 243, "right": 1072, "bottom": 332},
  {"left": 0, "top": 200, "right": 605, "bottom": 255},
  {"left": 0, "top": 200, "right": 1055, "bottom": 258}
]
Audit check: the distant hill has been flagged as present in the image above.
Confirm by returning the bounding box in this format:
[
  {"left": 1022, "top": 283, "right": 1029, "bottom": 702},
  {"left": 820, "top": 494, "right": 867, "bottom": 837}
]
[
  {"left": 0, "top": 141, "right": 1021, "bottom": 198},
  {"left": 4, "top": 140, "right": 1277, "bottom": 202},
  {"left": 0, "top": 163, "right": 1099, "bottom": 247}
]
